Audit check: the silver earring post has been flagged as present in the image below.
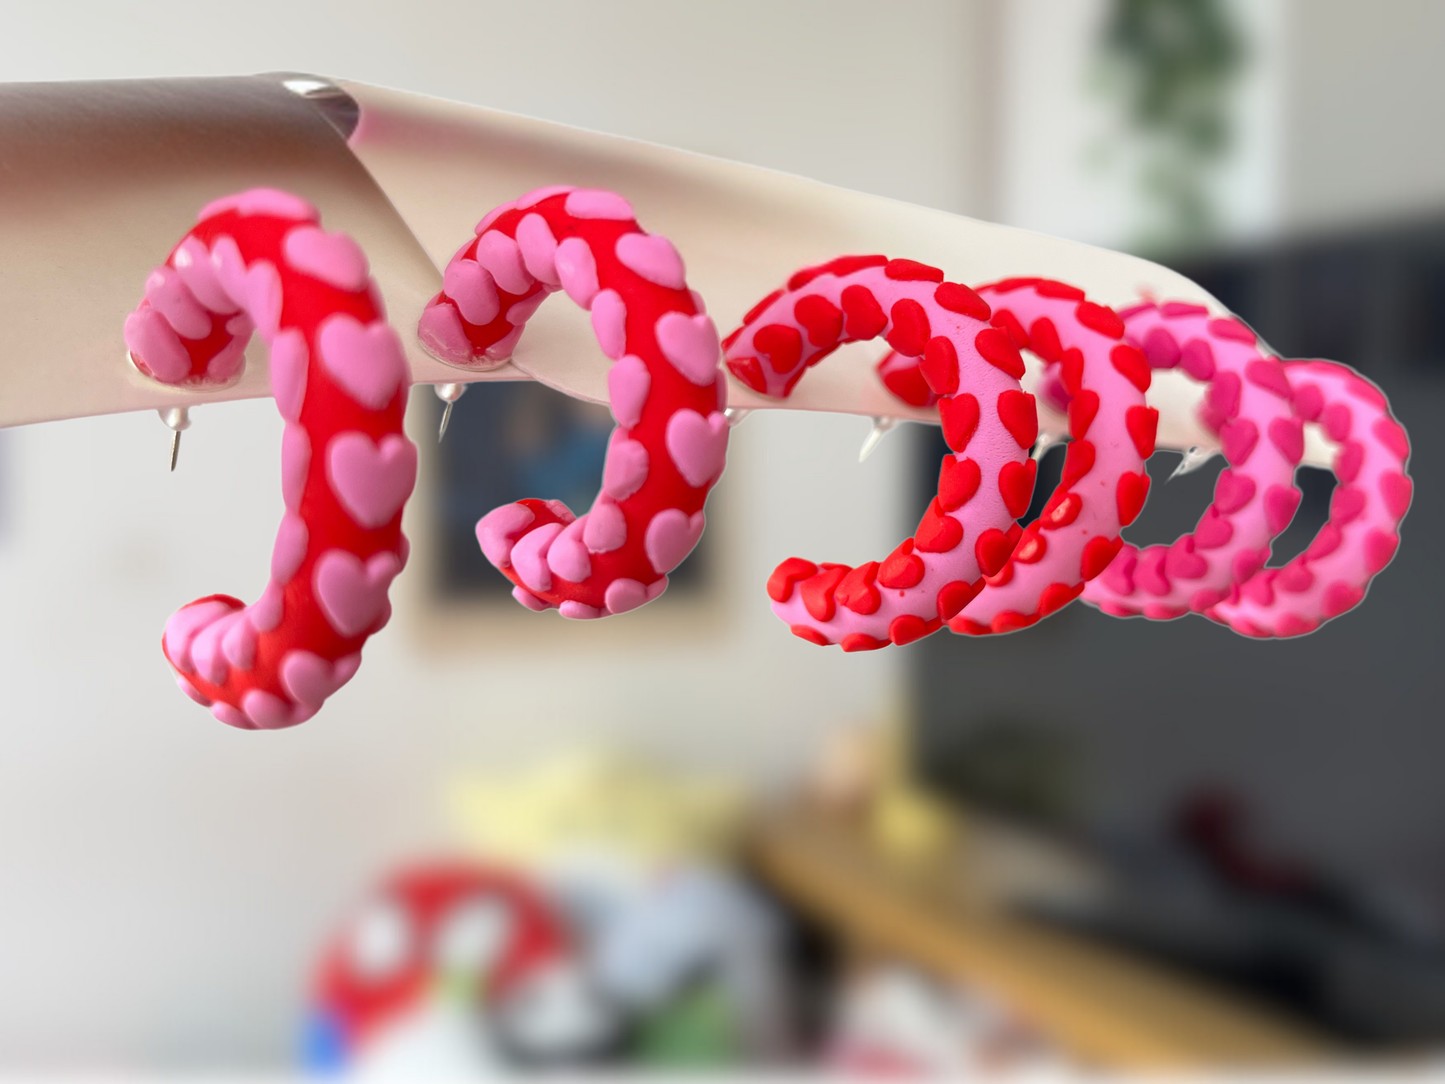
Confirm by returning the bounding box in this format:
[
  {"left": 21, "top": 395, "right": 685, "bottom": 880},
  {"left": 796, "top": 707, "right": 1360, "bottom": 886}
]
[
  {"left": 159, "top": 406, "right": 191, "bottom": 472},
  {"left": 435, "top": 383, "right": 467, "bottom": 442}
]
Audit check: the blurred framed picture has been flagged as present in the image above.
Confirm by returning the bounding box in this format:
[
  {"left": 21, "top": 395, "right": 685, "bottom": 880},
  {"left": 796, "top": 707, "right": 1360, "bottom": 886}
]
[{"left": 405, "top": 380, "right": 727, "bottom": 644}]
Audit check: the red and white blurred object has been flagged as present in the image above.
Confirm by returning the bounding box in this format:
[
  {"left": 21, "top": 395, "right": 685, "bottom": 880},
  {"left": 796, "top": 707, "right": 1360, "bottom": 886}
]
[{"left": 304, "top": 861, "right": 618, "bottom": 1076}]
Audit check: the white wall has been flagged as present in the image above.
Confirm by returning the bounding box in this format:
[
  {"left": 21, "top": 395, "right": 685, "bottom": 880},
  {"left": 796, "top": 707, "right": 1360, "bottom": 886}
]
[{"left": 0, "top": 0, "right": 986, "bottom": 1068}]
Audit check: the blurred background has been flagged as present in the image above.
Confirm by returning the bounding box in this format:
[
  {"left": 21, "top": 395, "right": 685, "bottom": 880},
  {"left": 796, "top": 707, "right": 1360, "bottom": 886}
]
[{"left": 1, "top": 0, "right": 1443, "bottom": 1073}]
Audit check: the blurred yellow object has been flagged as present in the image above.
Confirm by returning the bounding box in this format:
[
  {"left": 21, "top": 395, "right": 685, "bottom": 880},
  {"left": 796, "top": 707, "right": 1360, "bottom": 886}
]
[
  {"left": 866, "top": 720, "right": 960, "bottom": 866},
  {"left": 448, "top": 749, "right": 747, "bottom": 870}
]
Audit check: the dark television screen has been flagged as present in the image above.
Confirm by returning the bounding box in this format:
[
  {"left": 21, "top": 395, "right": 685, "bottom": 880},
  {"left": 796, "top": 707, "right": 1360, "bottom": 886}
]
[{"left": 912, "top": 219, "right": 1445, "bottom": 1043}]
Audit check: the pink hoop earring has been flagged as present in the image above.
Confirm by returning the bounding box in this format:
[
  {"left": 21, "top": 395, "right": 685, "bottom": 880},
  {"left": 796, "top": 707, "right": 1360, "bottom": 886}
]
[{"left": 125, "top": 188, "right": 415, "bottom": 728}]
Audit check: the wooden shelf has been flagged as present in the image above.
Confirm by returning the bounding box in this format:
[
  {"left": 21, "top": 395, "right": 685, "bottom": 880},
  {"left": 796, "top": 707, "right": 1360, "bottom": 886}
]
[{"left": 745, "top": 806, "right": 1341, "bottom": 1070}]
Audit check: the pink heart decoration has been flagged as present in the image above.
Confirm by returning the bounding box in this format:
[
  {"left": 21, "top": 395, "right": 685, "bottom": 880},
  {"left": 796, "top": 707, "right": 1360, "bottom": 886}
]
[
  {"left": 271, "top": 513, "right": 310, "bottom": 585},
  {"left": 1334, "top": 440, "right": 1364, "bottom": 482},
  {"left": 1134, "top": 545, "right": 1171, "bottom": 596},
  {"left": 476, "top": 503, "right": 536, "bottom": 568},
  {"left": 200, "top": 187, "right": 317, "bottom": 222},
  {"left": 313, "top": 550, "right": 402, "bottom": 637},
  {"left": 1207, "top": 371, "right": 1242, "bottom": 419},
  {"left": 1268, "top": 417, "right": 1304, "bottom": 464},
  {"left": 1179, "top": 338, "right": 1216, "bottom": 380},
  {"left": 603, "top": 434, "right": 650, "bottom": 501},
  {"left": 417, "top": 303, "right": 474, "bottom": 365},
  {"left": 513, "top": 586, "right": 553, "bottom": 611},
  {"left": 645, "top": 508, "right": 705, "bottom": 574},
  {"left": 1364, "top": 529, "right": 1399, "bottom": 574},
  {"left": 244, "top": 261, "right": 283, "bottom": 339},
  {"left": 511, "top": 521, "right": 563, "bottom": 594},
  {"left": 282, "top": 424, "right": 311, "bottom": 512},
  {"left": 1141, "top": 327, "right": 1180, "bottom": 368},
  {"left": 1231, "top": 547, "right": 1269, "bottom": 584},
  {"left": 656, "top": 312, "right": 721, "bottom": 386},
  {"left": 1323, "top": 581, "right": 1365, "bottom": 618},
  {"left": 475, "top": 232, "right": 531, "bottom": 296},
  {"left": 608, "top": 355, "right": 651, "bottom": 429},
  {"left": 124, "top": 308, "right": 190, "bottom": 383},
  {"left": 665, "top": 409, "right": 729, "bottom": 488},
  {"left": 205, "top": 338, "right": 247, "bottom": 384},
  {"left": 616, "top": 232, "right": 686, "bottom": 289},
  {"left": 1213, "top": 468, "right": 1256, "bottom": 514},
  {"left": 517, "top": 184, "right": 574, "bottom": 209},
  {"left": 1245, "top": 359, "right": 1293, "bottom": 399},
  {"left": 191, "top": 610, "right": 243, "bottom": 685},
  {"left": 1322, "top": 402, "right": 1353, "bottom": 442},
  {"left": 1194, "top": 506, "right": 1235, "bottom": 549},
  {"left": 1329, "top": 484, "right": 1366, "bottom": 526},
  {"left": 1101, "top": 544, "right": 1137, "bottom": 595},
  {"left": 1307, "top": 524, "right": 1343, "bottom": 560},
  {"left": 1291, "top": 382, "right": 1324, "bottom": 420},
  {"left": 1220, "top": 418, "right": 1259, "bottom": 466},
  {"left": 1165, "top": 537, "right": 1208, "bottom": 580},
  {"left": 444, "top": 259, "right": 500, "bottom": 326},
  {"left": 222, "top": 615, "right": 258, "bottom": 671},
  {"left": 317, "top": 313, "right": 409, "bottom": 410},
  {"left": 565, "top": 189, "right": 635, "bottom": 220},
  {"left": 173, "top": 236, "right": 237, "bottom": 313},
  {"left": 1265, "top": 485, "right": 1303, "bottom": 534},
  {"left": 249, "top": 581, "right": 284, "bottom": 632},
  {"left": 1276, "top": 560, "right": 1315, "bottom": 593},
  {"left": 1380, "top": 471, "right": 1413, "bottom": 519},
  {"left": 283, "top": 226, "right": 370, "bottom": 292},
  {"left": 326, "top": 432, "right": 417, "bottom": 529},
  {"left": 547, "top": 517, "right": 593, "bottom": 583},
  {"left": 555, "top": 237, "right": 599, "bottom": 307},
  {"left": 1243, "top": 570, "right": 1276, "bottom": 606},
  {"left": 242, "top": 689, "right": 295, "bottom": 730},
  {"left": 584, "top": 499, "right": 627, "bottom": 553},
  {"left": 164, "top": 598, "right": 238, "bottom": 674},
  {"left": 516, "top": 213, "right": 560, "bottom": 285},
  {"left": 281, "top": 650, "right": 363, "bottom": 708},
  {"left": 604, "top": 578, "right": 648, "bottom": 614},
  {"left": 269, "top": 329, "right": 308, "bottom": 422},
  {"left": 591, "top": 289, "right": 628, "bottom": 360},
  {"left": 145, "top": 266, "right": 210, "bottom": 338}
]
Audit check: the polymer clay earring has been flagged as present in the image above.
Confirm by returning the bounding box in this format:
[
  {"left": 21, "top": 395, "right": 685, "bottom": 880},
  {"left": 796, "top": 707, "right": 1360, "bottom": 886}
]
[
  {"left": 943, "top": 278, "right": 1154, "bottom": 636},
  {"left": 125, "top": 188, "right": 415, "bottom": 727},
  {"left": 1205, "top": 359, "right": 1411, "bottom": 637},
  {"left": 419, "top": 187, "right": 728, "bottom": 620},
  {"left": 724, "top": 256, "right": 1031, "bottom": 650}
]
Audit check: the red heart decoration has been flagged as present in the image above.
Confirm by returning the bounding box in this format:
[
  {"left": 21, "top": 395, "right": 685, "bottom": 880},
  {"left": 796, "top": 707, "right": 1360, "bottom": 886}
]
[
  {"left": 1068, "top": 390, "right": 1100, "bottom": 439},
  {"left": 975, "top": 327, "right": 1025, "bottom": 378},
  {"left": 938, "top": 455, "right": 982, "bottom": 511},
  {"left": 1125, "top": 406, "right": 1159, "bottom": 459},
  {"left": 939, "top": 393, "right": 980, "bottom": 451},
  {"left": 878, "top": 541, "right": 925, "bottom": 589},
  {"left": 1080, "top": 535, "right": 1124, "bottom": 580},
  {"left": 975, "top": 528, "right": 1016, "bottom": 578},
  {"left": 1060, "top": 439, "right": 1096, "bottom": 488},
  {"left": 914, "top": 499, "right": 964, "bottom": 553},
  {"left": 885, "top": 297, "right": 931, "bottom": 356},
  {"left": 1380, "top": 471, "right": 1413, "bottom": 519},
  {"left": 1110, "top": 344, "right": 1152, "bottom": 392},
  {"left": 1329, "top": 484, "right": 1366, "bottom": 526},
  {"left": 997, "top": 389, "right": 1039, "bottom": 449},
  {"left": 936, "top": 579, "right": 984, "bottom": 620},
  {"left": 836, "top": 562, "right": 881, "bottom": 615},
  {"left": 1268, "top": 416, "right": 1304, "bottom": 464},
  {"left": 767, "top": 556, "right": 818, "bottom": 603},
  {"left": 1116, "top": 471, "right": 1150, "bottom": 527},
  {"left": 799, "top": 563, "right": 849, "bottom": 622},
  {"left": 998, "top": 459, "right": 1038, "bottom": 518},
  {"left": 920, "top": 335, "right": 960, "bottom": 395}
]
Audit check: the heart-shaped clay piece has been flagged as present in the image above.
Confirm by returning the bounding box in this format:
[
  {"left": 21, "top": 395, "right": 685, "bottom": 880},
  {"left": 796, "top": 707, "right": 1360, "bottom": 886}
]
[
  {"left": 1266, "top": 484, "right": 1304, "bottom": 533},
  {"left": 656, "top": 312, "right": 721, "bottom": 386},
  {"left": 516, "top": 213, "right": 560, "bottom": 285},
  {"left": 616, "top": 232, "right": 686, "bottom": 289},
  {"left": 443, "top": 259, "right": 500, "bottom": 327},
  {"left": 270, "top": 514, "right": 310, "bottom": 585},
  {"left": 604, "top": 578, "right": 649, "bottom": 614},
  {"left": 313, "top": 549, "right": 402, "bottom": 637},
  {"left": 1195, "top": 506, "right": 1235, "bottom": 549},
  {"left": 555, "top": 237, "right": 599, "bottom": 307},
  {"left": 124, "top": 308, "right": 190, "bottom": 383},
  {"left": 1165, "top": 537, "right": 1208, "bottom": 580},
  {"left": 665, "top": 409, "right": 729, "bottom": 488},
  {"left": 584, "top": 499, "right": 627, "bottom": 553},
  {"left": 591, "top": 289, "right": 628, "bottom": 360},
  {"left": 608, "top": 355, "right": 651, "bottom": 429},
  {"left": 565, "top": 189, "right": 635, "bottom": 220},
  {"left": 645, "top": 508, "right": 705, "bottom": 574},
  {"left": 145, "top": 266, "right": 210, "bottom": 339},
  {"left": 1213, "top": 468, "right": 1256, "bottom": 514},
  {"left": 1220, "top": 418, "right": 1259, "bottom": 466},
  {"left": 244, "top": 261, "right": 283, "bottom": 339},
  {"left": 510, "top": 521, "right": 564, "bottom": 594},
  {"left": 317, "top": 313, "right": 409, "bottom": 410},
  {"left": 283, "top": 226, "right": 370, "bottom": 292},
  {"left": 164, "top": 598, "right": 239, "bottom": 674},
  {"left": 242, "top": 689, "right": 295, "bottom": 730},
  {"left": 326, "top": 432, "right": 418, "bottom": 529},
  {"left": 417, "top": 303, "right": 474, "bottom": 366},
  {"left": 476, "top": 504, "right": 534, "bottom": 568},
  {"left": 475, "top": 231, "right": 531, "bottom": 295},
  {"left": 603, "top": 434, "right": 651, "bottom": 501},
  {"left": 269, "top": 329, "right": 309, "bottom": 422},
  {"left": 547, "top": 517, "right": 593, "bottom": 583},
  {"left": 280, "top": 649, "right": 363, "bottom": 708}
]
